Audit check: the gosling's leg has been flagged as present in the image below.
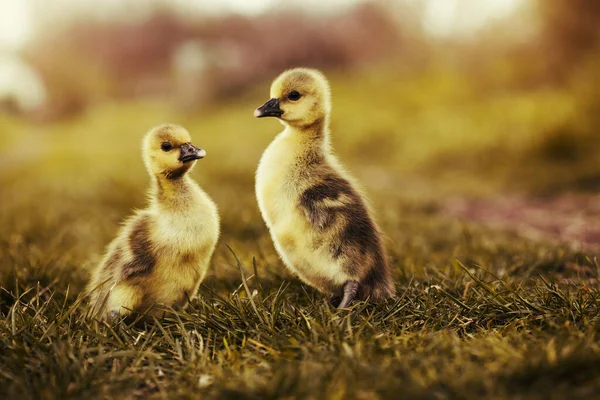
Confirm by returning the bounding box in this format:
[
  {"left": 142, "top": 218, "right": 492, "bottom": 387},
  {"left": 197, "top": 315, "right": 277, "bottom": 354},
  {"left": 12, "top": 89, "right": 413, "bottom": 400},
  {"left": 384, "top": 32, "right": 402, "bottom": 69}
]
[{"left": 337, "top": 280, "right": 359, "bottom": 309}]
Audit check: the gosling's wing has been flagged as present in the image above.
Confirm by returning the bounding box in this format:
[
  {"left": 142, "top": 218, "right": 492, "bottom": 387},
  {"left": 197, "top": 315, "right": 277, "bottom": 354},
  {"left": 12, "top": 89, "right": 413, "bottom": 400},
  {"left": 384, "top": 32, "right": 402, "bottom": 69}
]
[
  {"left": 120, "top": 213, "right": 157, "bottom": 280},
  {"left": 298, "top": 173, "right": 384, "bottom": 262},
  {"left": 297, "top": 174, "right": 363, "bottom": 229}
]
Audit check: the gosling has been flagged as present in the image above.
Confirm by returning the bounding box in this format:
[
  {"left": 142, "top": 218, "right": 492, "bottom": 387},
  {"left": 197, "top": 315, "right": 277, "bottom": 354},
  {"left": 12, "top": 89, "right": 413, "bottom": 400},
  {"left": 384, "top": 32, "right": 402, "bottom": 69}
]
[
  {"left": 254, "top": 68, "right": 395, "bottom": 308},
  {"left": 88, "top": 124, "right": 220, "bottom": 318}
]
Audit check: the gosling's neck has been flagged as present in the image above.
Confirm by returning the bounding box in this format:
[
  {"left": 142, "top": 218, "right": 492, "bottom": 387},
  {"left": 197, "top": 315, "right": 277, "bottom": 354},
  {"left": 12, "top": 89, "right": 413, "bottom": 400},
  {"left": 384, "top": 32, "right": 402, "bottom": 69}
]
[
  {"left": 150, "top": 174, "right": 196, "bottom": 210},
  {"left": 286, "top": 115, "right": 332, "bottom": 154}
]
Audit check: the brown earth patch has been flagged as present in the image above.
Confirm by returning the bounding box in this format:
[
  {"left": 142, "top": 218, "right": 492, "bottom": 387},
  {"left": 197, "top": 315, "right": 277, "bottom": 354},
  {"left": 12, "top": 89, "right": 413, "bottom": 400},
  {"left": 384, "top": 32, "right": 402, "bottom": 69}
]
[{"left": 444, "top": 193, "right": 600, "bottom": 251}]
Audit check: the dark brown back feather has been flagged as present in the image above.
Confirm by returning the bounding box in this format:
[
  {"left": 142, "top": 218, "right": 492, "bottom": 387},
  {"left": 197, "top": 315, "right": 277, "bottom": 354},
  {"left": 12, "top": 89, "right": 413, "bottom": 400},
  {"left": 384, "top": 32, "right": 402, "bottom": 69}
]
[{"left": 121, "top": 215, "right": 156, "bottom": 279}]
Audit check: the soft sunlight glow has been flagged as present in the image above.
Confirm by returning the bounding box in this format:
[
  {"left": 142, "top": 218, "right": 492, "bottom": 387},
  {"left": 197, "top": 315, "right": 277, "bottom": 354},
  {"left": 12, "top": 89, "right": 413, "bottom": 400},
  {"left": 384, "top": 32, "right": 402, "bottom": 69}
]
[
  {"left": 0, "top": 0, "right": 32, "bottom": 49},
  {"left": 0, "top": 0, "right": 524, "bottom": 49},
  {"left": 423, "top": 0, "right": 524, "bottom": 36},
  {"left": 0, "top": 54, "right": 47, "bottom": 111}
]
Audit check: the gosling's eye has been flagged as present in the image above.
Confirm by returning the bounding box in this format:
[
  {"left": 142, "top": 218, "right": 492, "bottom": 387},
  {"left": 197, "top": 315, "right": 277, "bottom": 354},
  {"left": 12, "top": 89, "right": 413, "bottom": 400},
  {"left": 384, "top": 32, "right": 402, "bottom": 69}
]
[
  {"left": 161, "top": 142, "right": 173, "bottom": 152},
  {"left": 288, "top": 91, "right": 301, "bottom": 101}
]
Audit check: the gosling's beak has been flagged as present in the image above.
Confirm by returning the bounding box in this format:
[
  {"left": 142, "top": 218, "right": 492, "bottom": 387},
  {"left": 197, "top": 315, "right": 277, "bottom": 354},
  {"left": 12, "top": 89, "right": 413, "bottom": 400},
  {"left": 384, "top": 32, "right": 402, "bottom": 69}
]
[
  {"left": 179, "top": 143, "right": 206, "bottom": 163},
  {"left": 254, "top": 98, "right": 283, "bottom": 118}
]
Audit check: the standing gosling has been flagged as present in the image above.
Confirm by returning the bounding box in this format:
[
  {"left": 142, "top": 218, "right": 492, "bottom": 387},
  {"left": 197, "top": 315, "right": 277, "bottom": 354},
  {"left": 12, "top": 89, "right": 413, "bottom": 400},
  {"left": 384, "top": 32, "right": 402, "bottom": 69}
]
[
  {"left": 88, "top": 124, "right": 220, "bottom": 318},
  {"left": 254, "top": 68, "right": 395, "bottom": 308}
]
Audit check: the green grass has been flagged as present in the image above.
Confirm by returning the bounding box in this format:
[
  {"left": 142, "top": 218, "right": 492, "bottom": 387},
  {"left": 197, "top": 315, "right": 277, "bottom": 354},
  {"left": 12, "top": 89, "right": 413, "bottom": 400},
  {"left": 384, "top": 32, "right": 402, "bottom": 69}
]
[{"left": 1, "top": 67, "right": 599, "bottom": 399}]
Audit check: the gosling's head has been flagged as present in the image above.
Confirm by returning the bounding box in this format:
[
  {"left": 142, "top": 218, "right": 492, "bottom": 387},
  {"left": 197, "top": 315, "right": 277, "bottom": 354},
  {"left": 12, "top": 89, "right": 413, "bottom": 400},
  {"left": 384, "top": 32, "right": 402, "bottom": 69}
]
[
  {"left": 143, "top": 124, "right": 206, "bottom": 179},
  {"left": 254, "top": 68, "right": 331, "bottom": 129}
]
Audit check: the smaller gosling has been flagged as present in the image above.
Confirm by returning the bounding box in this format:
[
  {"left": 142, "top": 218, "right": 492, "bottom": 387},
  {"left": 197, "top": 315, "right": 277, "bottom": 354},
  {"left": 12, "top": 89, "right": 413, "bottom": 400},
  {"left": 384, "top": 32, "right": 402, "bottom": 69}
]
[
  {"left": 254, "top": 68, "right": 395, "bottom": 308},
  {"left": 88, "top": 124, "right": 220, "bottom": 318}
]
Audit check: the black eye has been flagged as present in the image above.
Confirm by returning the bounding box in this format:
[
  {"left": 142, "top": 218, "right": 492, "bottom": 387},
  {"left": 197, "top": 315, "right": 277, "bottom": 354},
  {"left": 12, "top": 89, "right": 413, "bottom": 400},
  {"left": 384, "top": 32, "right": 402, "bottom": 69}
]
[
  {"left": 161, "top": 142, "right": 172, "bottom": 152},
  {"left": 288, "top": 90, "right": 301, "bottom": 101}
]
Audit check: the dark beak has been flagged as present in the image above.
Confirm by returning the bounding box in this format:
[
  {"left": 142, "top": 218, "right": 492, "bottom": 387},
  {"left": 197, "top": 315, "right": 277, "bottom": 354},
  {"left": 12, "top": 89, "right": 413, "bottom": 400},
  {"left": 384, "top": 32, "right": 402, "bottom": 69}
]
[
  {"left": 179, "top": 143, "right": 206, "bottom": 163},
  {"left": 254, "top": 98, "right": 283, "bottom": 118}
]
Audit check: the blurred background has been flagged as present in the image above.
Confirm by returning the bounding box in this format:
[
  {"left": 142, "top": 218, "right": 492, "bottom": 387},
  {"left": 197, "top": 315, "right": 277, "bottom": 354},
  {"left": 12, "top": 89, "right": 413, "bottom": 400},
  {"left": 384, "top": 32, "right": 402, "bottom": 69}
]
[
  {"left": 0, "top": 0, "right": 598, "bottom": 281},
  {"left": 2, "top": 3, "right": 600, "bottom": 397}
]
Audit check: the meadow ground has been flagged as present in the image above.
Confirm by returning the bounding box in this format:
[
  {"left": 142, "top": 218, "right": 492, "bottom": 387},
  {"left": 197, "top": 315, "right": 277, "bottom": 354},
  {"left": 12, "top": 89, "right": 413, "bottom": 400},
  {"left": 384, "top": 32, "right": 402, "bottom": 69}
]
[{"left": 1, "top": 67, "right": 599, "bottom": 399}]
